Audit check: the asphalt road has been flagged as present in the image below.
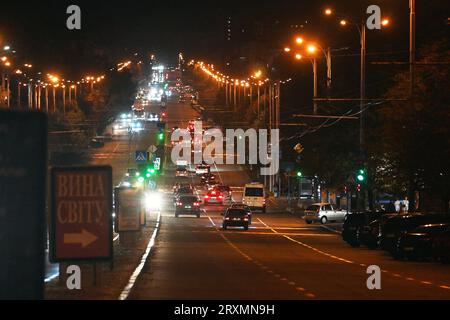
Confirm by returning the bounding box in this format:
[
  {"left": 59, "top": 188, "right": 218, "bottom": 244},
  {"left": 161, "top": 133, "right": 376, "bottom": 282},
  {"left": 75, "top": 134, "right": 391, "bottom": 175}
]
[{"left": 127, "top": 98, "right": 450, "bottom": 300}]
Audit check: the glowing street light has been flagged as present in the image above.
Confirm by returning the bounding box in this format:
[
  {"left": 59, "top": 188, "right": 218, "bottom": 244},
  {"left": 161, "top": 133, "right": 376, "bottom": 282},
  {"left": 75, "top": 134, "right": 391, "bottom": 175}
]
[
  {"left": 340, "top": 19, "right": 348, "bottom": 26},
  {"left": 295, "top": 53, "right": 302, "bottom": 60},
  {"left": 295, "top": 37, "right": 304, "bottom": 44},
  {"left": 381, "top": 19, "right": 390, "bottom": 26},
  {"left": 324, "top": 8, "right": 332, "bottom": 15},
  {"left": 284, "top": 47, "right": 291, "bottom": 52},
  {"left": 307, "top": 44, "right": 317, "bottom": 54}
]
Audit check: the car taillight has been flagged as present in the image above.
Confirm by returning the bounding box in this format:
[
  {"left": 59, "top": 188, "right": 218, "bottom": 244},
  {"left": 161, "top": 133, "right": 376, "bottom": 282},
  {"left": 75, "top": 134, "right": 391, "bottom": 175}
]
[
  {"left": 204, "top": 195, "right": 209, "bottom": 199},
  {"left": 211, "top": 191, "right": 216, "bottom": 195},
  {"left": 194, "top": 202, "right": 200, "bottom": 206},
  {"left": 176, "top": 202, "right": 183, "bottom": 206},
  {"left": 218, "top": 195, "right": 223, "bottom": 199}
]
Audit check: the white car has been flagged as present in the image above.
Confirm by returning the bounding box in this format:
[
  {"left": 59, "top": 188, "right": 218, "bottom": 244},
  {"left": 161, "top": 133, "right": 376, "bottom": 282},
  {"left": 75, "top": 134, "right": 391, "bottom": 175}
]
[
  {"left": 242, "top": 183, "right": 266, "bottom": 213},
  {"left": 303, "top": 203, "right": 348, "bottom": 224},
  {"left": 195, "top": 164, "right": 210, "bottom": 175}
]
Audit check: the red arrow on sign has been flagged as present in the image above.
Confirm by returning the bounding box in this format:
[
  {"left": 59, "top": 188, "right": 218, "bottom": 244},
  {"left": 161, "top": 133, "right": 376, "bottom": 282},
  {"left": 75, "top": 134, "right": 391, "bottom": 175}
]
[{"left": 64, "top": 229, "right": 98, "bottom": 248}]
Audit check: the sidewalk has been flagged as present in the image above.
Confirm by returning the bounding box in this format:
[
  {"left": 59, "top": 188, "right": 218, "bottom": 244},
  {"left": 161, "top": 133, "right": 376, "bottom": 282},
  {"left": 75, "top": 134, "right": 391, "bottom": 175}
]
[
  {"left": 44, "top": 211, "right": 160, "bottom": 300},
  {"left": 267, "top": 196, "right": 303, "bottom": 215}
]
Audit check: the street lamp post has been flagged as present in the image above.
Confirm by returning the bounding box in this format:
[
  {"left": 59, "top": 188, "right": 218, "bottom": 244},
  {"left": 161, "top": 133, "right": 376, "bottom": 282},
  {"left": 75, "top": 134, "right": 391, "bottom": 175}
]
[{"left": 360, "top": 23, "right": 366, "bottom": 149}]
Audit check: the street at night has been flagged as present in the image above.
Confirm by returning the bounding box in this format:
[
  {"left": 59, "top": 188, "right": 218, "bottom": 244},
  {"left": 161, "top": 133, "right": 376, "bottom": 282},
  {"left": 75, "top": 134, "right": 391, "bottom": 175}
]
[{"left": 1, "top": 0, "right": 450, "bottom": 316}]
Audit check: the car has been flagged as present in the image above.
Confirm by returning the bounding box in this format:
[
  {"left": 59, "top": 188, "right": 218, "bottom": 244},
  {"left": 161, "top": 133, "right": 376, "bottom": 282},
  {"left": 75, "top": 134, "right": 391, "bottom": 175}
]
[
  {"left": 303, "top": 203, "right": 347, "bottom": 224},
  {"left": 195, "top": 164, "right": 210, "bottom": 175},
  {"left": 342, "top": 211, "right": 383, "bottom": 247},
  {"left": 242, "top": 183, "right": 266, "bottom": 213},
  {"left": 379, "top": 213, "right": 450, "bottom": 254},
  {"left": 176, "top": 167, "right": 189, "bottom": 177},
  {"left": 229, "top": 203, "right": 252, "bottom": 224},
  {"left": 432, "top": 230, "right": 450, "bottom": 263},
  {"left": 175, "top": 195, "right": 201, "bottom": 218},
  {"left": 89, "top": 138, "right": 105, "bottom": 148},
  {"left": 173, "top": 182, "right": 193, "bottom": 194},
  {"left": 214, "top": 185, "right": 232, "bottom": 203},
  {"left": 222, "top": 208, "right": 250, "bottom": 230},
  {"left": 119, "top": 177, "right": 133, "bottom": 188},
  {"left": 204, "top": 189, "right": 224, "bottom": 205},
  {"left": 201, "top": 173, "right": 216, "bottom": 184},
  {"left": 396, "top": 223, "right": 450, "bottom": 260},
  {"left": 126, "top": 168, "right": 139, "bottom": 178}
]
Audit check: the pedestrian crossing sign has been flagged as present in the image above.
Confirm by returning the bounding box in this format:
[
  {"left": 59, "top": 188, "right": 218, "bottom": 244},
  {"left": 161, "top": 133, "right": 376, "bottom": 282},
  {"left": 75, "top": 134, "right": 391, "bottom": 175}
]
[{"left": 135, "top": 151, "right": 148, "bottom": 163}]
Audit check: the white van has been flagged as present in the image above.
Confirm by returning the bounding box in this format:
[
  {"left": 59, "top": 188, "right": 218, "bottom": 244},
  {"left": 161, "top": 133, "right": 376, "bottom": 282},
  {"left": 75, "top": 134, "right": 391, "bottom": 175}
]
[{"left": 242, "top": 183, "right": 266, "bottom": 213}]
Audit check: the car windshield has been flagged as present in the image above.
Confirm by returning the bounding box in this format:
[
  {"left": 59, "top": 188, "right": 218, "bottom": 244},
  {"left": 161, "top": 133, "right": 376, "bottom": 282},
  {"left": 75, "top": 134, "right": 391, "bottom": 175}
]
[
  {"left": 306, "top": 205, "right": 320, "bottom": 211},
  {"left": 180, "top": 196, "right": 198, "bottom": 203},
  {"left": 245, "top": 188, "right": 263, "bottom": 197},
  {"left": 178, "top": 188, "right": 192, "bottom": 194},
  {"left": 226, "top": 209, "right": 247, "bottom": 216}
]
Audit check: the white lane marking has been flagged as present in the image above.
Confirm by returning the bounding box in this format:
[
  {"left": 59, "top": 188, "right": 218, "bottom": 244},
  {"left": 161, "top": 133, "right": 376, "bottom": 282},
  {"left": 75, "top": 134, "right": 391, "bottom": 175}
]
[
  {"left": 44, "top": 273, "right": 59, "bottom": 283},
  {"left": 257, "top": 218, "right": 354, "bottom": 265},
  {"left": 118, "top": 210, "right": 162, "bottom": 300},
  {"left": 320, "top": 225, "right": 342, "bottom": 234},
  {"left": 208, "top": 216, "right": 217, "bottom": 227}
]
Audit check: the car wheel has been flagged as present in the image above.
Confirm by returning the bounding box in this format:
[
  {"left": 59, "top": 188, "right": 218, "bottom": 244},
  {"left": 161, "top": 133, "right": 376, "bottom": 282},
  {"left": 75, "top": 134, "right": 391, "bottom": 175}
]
[
  {"left": 320, "top": 216, "right": 328, "bottom": 224},
  {"left": 244, "top": 225, "right": 249, "bottom": 230},
  {"left": 262, "top": 206, "right": 266, "bottom": 213},
  {"left": 305, "top": 220, "right": 312, "bottom": 224}
]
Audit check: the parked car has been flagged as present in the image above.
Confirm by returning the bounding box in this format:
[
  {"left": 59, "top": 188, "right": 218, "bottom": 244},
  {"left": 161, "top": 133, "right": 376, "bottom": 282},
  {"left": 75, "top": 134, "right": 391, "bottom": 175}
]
[
  {"left": 343, "top": 212, "right": 380, "bottom": 247},
  {"left": 222, "top": 208, "right": 250, "bottom": 230},
  {"left": 432, "top": 230, "right": 450, "bottom": 263},
  {"left": 396, "top": 223, "right": 450, "bottom": 260},
  {"left": 175, "top": 195, "right": 201, "bottom": 218},
  {"left": 303, "top": 203, "right": 347, "bottom": 224},
  {"left": 379, "top": 213, "right": 450, "bottom": 254}
]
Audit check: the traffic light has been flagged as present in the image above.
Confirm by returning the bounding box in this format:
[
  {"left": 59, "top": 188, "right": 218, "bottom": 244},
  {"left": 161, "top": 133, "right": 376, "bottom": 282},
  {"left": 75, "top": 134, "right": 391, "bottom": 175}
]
[
  {"left": 356, "top": 184, "right": 362, "bottom": 192},
  {"left": 296, "top": 171, "right": 303, "bottom": 177},
  {"left": 157, "top": 130, "right": 164, "bottom": 141},
  {"left": 356, "top": 169, "right": 366, "bottom": 182}
]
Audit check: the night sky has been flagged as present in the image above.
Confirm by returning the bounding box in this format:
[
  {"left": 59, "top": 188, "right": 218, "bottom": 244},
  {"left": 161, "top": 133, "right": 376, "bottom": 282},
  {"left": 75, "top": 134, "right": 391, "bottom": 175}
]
[{"left": 0, "top": 0, "right": 448, "bottom": 78}]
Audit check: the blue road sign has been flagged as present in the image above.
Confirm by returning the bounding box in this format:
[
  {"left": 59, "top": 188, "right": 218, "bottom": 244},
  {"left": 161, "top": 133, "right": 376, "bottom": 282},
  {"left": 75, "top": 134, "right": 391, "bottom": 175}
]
[{"left": 135, "top": 151, "right": 148, "bottom": 163}]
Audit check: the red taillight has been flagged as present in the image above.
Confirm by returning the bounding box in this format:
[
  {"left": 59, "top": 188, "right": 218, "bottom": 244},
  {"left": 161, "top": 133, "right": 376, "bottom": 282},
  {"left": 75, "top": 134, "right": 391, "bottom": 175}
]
[
  {"left": 162, "top": 112, "right": 167, "bottom": 117},
  {"left": 204, "top": 195, "right": 209, "bottom": 199},
  {"left": 218, "top": 195, "right": 223, "bottom": 199},
  {"left": 211, "top": 191, "right": 216, "bottom": 195},
  {"left": 194, "top": 202, "right": 200, "bottom": 206}
]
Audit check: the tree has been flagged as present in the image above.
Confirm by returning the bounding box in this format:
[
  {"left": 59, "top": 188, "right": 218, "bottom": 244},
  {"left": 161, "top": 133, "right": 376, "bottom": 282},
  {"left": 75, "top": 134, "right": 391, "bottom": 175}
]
[{"left": 369, "top": 39, "right": 450, "bottom": 209}]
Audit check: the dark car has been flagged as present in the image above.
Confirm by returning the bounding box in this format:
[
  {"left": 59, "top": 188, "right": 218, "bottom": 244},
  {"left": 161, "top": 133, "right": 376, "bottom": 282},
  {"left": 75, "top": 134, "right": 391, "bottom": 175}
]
[
  {"left": 222, "top": 208, "right": 250, "bottom": 230},
  {"left": 89, "top": 138, "right": 105, "bottom": 148},
  {"left": 379, "top": 213, "right": 450, "bottom": 254},
  {"left": 396, "top": 223, "right": 450, "bottom": 260},
  {"left": 229, "top": 203, "right": 252, "bottom": 224},
  {"left": 432, "top": 231, "right": 450, "bottom": 263},
  {"left": 342, "top": 211, "right": 385, "bottom": 247},
  {"left": 173, "top": 186, "right": 194, "bottom": 203},
  {"left": 175, "top": 195, "right": 201, "bottom": 218},
  {"left": 201, "top": 173, "right": 216, "bottom": 184}
]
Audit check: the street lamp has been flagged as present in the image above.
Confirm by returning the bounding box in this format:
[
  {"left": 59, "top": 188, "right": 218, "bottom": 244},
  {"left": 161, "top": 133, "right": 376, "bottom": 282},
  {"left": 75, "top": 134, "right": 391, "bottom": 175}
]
[
  {"left": 325, "top": 10, "right": 390, "bottom": 150},
  {"left": 284, "top": 47, "right": 291, "bottom": 52},
  {"left": 295, "top": 37, "right": 304, "bottom": 45}
]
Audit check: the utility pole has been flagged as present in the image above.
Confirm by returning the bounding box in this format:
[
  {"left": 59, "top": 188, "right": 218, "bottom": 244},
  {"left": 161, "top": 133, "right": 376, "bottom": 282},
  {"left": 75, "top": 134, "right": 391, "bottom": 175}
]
[
  {"left": 360, "top": 23, "right": 366, "bottom": 150},
  {"left": 410, "top": 0, "right": 416, "bottom": 98},
  {"left": 313, "top": 58, "right": 318, "bottom": 115}
]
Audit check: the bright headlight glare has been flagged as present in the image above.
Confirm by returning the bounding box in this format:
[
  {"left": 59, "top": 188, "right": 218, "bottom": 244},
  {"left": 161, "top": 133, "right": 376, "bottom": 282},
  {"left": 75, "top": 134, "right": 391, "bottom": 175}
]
[{"left": 145, "top": 192, "right": 162, "bottom": 210}]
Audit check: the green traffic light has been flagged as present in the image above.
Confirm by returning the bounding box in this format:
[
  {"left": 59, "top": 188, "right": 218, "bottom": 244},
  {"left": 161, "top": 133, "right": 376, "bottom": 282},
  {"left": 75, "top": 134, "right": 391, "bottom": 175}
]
[
  {"left": 150, "top": 169, "right": 155, "bottom": 174},
  {"left": 297, "top": 171, "right": 303, "bottom": 177},
  {"left": 158, "top": 132, "right": 164, "bottom": 140},
  {"left": 146, "top": 173, "right": 151, "bottom": 178},
  {"left": 357, "top": 169, "right": 365, "bottom": 182}
]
